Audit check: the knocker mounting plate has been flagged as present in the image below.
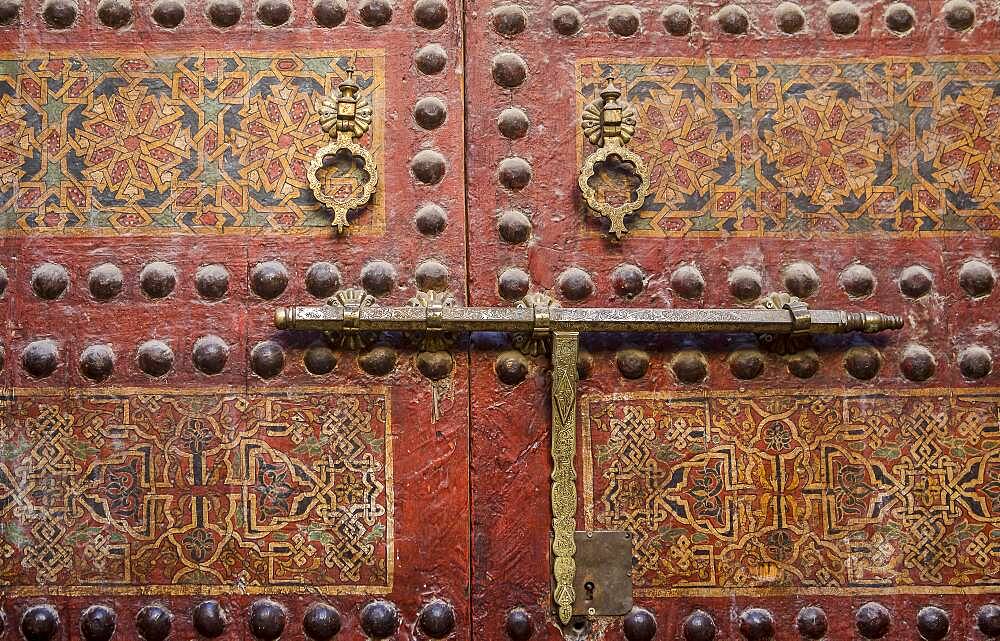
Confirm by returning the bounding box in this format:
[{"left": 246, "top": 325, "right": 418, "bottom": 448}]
[{"left": 308, "top": 66, "right": 379, "bottom": 233}]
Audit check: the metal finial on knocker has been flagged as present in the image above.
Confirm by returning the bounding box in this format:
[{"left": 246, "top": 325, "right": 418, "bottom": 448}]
[
  {"left": 578, "top": 76, "right": 651, "bottom": 239},
  {"left": 308, "top": 63, "right": 378, "bottom": 233}
]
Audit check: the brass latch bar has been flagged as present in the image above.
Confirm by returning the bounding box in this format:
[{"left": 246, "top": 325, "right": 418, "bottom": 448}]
[{"left": 273, "top": 290, "right": 902, "bottom": 626}]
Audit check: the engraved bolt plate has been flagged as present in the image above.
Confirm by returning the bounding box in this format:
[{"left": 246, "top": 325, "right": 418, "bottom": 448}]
[{"left": 571, "top": 530, "right": 634, "bottom": 617}]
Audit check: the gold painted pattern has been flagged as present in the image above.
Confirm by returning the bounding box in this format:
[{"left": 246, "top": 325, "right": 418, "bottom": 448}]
[
  {"left": 581, "top": 388, "right": 1000, "bottom": 596},
  {"left": 577, "top": 56, "right": 1000, "bottom": 238},
  {"left": 0, "top": 386, "right": 394, "bottom": 595}
]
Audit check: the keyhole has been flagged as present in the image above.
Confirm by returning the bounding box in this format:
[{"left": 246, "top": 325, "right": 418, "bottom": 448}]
[{"left": 584, "top": 581, "right": 595, "bottom": 602}]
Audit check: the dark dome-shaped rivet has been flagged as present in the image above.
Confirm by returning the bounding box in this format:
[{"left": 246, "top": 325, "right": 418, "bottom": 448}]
[
  {"left": 416, "top": 351, "right": 454, "bottom": 380},
  {"left": 856, "top": 602, "right": 891, "bottom": 639},
  {"left": 497, "top": 107, "right": 529, "bottom": 139},
  {"left": 672, "top": 350, "right": 708, "bottom": 384},
  {"left": 360, "top": 601, "right": 399, "bottom": 640},
  {"left": 413, "top": 0, "right": 446, "bottom": 28},
  {"left": 256, "top": 0, "right": 290, "bottom": 25},
  {"left": 193, "top": 335, "right": 229, "bottom": 375},
  {"left": 415, "top": 260, "right": 450, "bottom": 291},
  {"left": 623, "top": 608, "right": 656, "bottom": 641},
  {"left": 206, "top": 0, "right": 241, "bottom": 26},
  {"left": 977, "top": 604, "right": 1000, "bottom": 639},
  {"left": 312, "top": 0, "right": 344, "bottom": 25},
  {"left": 839, "top": 264, "right": 875, "bottom": 298},
  {"left": 498, "top": 210, "right": 532, "bottom": 244},
  {"left": 0, "top": 264, "right": 7, "bottom": 297},
  {"left": 80, "top": 344, "right": 115, "bottom": 382},
  {"left": 796, "top": 606, "right": 827, "bottom": 640},
  {"left": 250, "top": 261, "right": 288, "bottom": 300},
  {"left": 671, "top": 265, "right": 705, "bottom": 300},
  {"left": 498, "top": 157, "right": 532, "bottom": 190},
  {"left": 845, "top": 345, "right": 881, "bottom": 380},
  {"left": 959, "top": 259, "right": 995, "bottom": 298},
  {"left": 942, "top": 0, "right": 974, "bottom": 30},
  {"left": 505, "top": 609, "right": 533, "bottom": 641},
  {"left": 782, "top": 261, "right": 819, "bottom": 298},
  {"left": 682, "top": 610, "right": 717, "bottom": 641},
  {"left": 786, "top": 350, "right": 820, "bottom": 379},
  {"left": 151, "top": 0, "right": 185, "bottom": 26},
  {"left": 358, "top": 0, "right": 391, "bottom": 26},
  {"left": 492, "top": 3, "right": 526, "bottom": 35},
  {"left": 80, "top": 605, "right": 117, "bottom": 641},
  {"left": 97, "top": 0, "right": 132, "bottom": 27},
  {"left": 551, "top": 4, "right": 581, "bottom": 34},
  {"left": 558, "top": 267, "right": 594, "bottom": 301},
  {"left": 137, "top": 340, "right": 174, "bottom": 377},
  {"left": 662, "top": 4, "right": 692, "bottom": 34},
  {"left": 89, "top": 263, "right": 124, "bottom": 301},
  {"left": 729, "top": 349, "right": 764, "bottom": 380},
  {"left": 21, "top": 606, "right": 59, "bottom": 641},
  {"left": 885, "top": 2, "right": 914, "bottom": 33},
  {"left": 577, "top": 349, "right": 595, "bottom": 380},
  {"left": 417, "top": 600, "right": 455, "bottom": 639},
  {"left": 414, "top": 96, "right": 447, "bottom": 130},
  {"left": 22, "top": 340, "right": 60, "bottom": 378},
  {"left": 303, "top": 604, "right": 341, "bottom": 641},
  {"left": 608, "top": 4, "right": 640, "bottom": 36},
  {"left": 498, "top": 268, "right": 530, "bottom": 301},
  {"left": 899, "top": 265, "right": 933, "bottom": 298},
  {"left": 415, "top": 43, "right": 447, "bottom": 74},
  {"left": 415, "top": 204, "right": 448, "bottom": 236},
  {"left": 411, "top": 149, "right": 447, "bottom": 185},
  {"left": 361, "top": 260, "right": 397, "bottom": 297},
  {"left": 304, "top": 345, "right": 337, "bottom": 375},
  {"left": 495, "top": 350, "right": 529, "bottom": 385},
  {"left": 0, "top": 0, "right": 22, "bottom": 25},
  {"left": 135, "top": 606, "right": 172, "bottom": 641},
  {"left": 729, "top": 266, "right": 762, "bottom": 302},
  {"left": 193, "top": 601, "right": 227, "bottom": 638},
  {"left": 900, "top": 344, "right": 935, "bottom": 381},
  {"left": 739, "top": 608, "right": 774, "bottom": 641},
  {"left": 140, "top": 261, "right": 177, "bottom": 299},
  {"left": 359, "top": 346, "right": 397, "bottom": 376},
  {"left": 251, "top": 341, "right": 284, "bottom": 379},
  {"left": 42, "top": 0, "right": 77, "bottom": 27},
  {"left": 775, "top": 1, "right": 804, "bottom": 33},
  {"left": 305, "top": 262, "right": 341, "bottom": 299},
  {"left": 248, "top": 600, "right": 285, "bottom": 641},
  {"left": 612, "top": 264, "right": 645, "bottom": 298},
  {"left": 195, "top": 264, "right": 229, "bottom": 300},
  {"left": 716, "top": 4, "right": 748, "bottom": 34},
  {"left": 959, "top": 345, "right": 992, "bottom": 379},
  {"left": 616, "top": 348, "right": 650, "bottom": 379},
  {"left": 916, "top": 606, "right": 948, "bottom": 641},
  {"left": 32, "top": 263, "right": 69, "bottom": 300},
  {"left": 492, "top": 52, "right": 528, "bottom": 88},
  {"left": 828, "top": 0, "right": 860, "bottom": 34}
]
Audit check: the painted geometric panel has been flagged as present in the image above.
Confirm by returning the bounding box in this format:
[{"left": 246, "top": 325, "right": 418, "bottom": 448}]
[
  {"left": 581, "top": 389, "right": 1000, "bottom": 595},
  {"left": 0, "top": 386, "right": 393, "bottom": 595},
  {"left": 577, "top": 57, "right": 1000, "bottom": 237},
  {"left": 0, "top": 51, "right": 385, "bottom": 236}
]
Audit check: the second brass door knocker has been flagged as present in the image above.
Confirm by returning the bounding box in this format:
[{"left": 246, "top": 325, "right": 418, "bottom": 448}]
[
  {"left": 308, "top": 66, "right": 379, "bottom": 233},
  {"left": 578, "top": 77, "right": 651, "bottom": 239}
]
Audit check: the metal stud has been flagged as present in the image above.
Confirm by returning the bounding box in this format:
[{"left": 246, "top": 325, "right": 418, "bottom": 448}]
[
  {"left": 558, "top": 267, "right": 594, "bottom": 301},
  {"left": 359, "top": 601, "right": 399, "bottom": 640},
  {"left": 89, "top": 263, "right": 124, "bottom": 301},
  {"left": 139, "top": 261, "right": 177, "bottom": 299},
  {"left": 671, "top": 350, "right": 708, "bottom": 384},
  {"left": 682, "top": 610, "right": 716, "bottom": 641},
  {"left": 958, "top": 259, "right": 995, "bottom": 298},
  {"left": 671, "top": 265, "right": 705, "bottom": 300},
  {"left": 20, "top": 606, "right": 59, "bottom": 641},
  {"left": 417, "top": 600, "right": 455, "bottom": 639},
  {"left": 885, "top": 2, "right": 914, "bottom": 34},
  {"left": 774, "top": 1, "right": 805, "bottom": 33},
  {"left": 899, "top": 265, "right": 933, "bottom": 298},
  {"left": 498, "top": 210, "right": 532, "bottom": 244},
  {"left": 151, "top": 0, "right": 184, "bottom": 27},
  {"left": 716, "top": 4, "right": 749, "bottom": 34},
  {"left": 916, "top": 606, "right": 948, "bottom": 641},
  {"left": 256, "top": 0, "right": 291, "bottom": 25},
  {"left": 358, "top": 0, "right": 391, "bottom": 25},
  {"left": 662, "top": 4, "right": 692, "bottom": 35},
  {"left": 498, "top": 267, "right": 530, "bottom": 301},
  {"left": 414, "top": 43, "right": 447, "bottom": 74},
  {"left": 616, "top": 348, "right": 650, "bottom": 379},
  {"left": 358, "top": 346, "right": 397, "bottom": 376},
  {"left": 251, "top": 261, "right": 289, "bottom": 300},
  {"left": 844, "top": 345, "right": 881, "bottom": 380},
  {"left": 550, "top": 4, "right": 581, "bottom": 34},
  {"left": 414, "top": 96, "right": 447, "bottom": 130},
  {"left": 248, "top": 600, "right": 286, "bottom": 641},
  {"left": 495, "top": 350, "right": 529, "bottom": 385},
  {"left": 607, "top": 4, "right": 640, "bottom": 36},
  {"left": 958, "top": 345, "right": 992, "bottom": 380},
  {"left": 80, "top": 344, "right": 115, "bottom": 382},
  {"left": 415, "top": 204, "right": 448, "bottom": 236},
  {"left": 193, "top": 335, "right": 230, "bottom": 375},
  {"left": 250, "top": 341, "right": 285, "bottom": 379},
  {"left": 412, "top": 0, "right": 446, "bottom": 28},
  {"left": 361, "top": 260, "right": 398, "bottom": 297},
  {"left": 781, "top": 261, "right": 820, "bottom": 298},
  {"left": 205, "top": 0, "right": 241, "bottom": 26},
  {"left": 623, "top": 608, "right": 656, "bottom": 641},
  {"left": 193, "top": 601, "right": 227, "bottom": 638},
  {"left": 900, "top": 344, "right": 936, "bottom": 381},
  {"left": 0, "top": 0, "right": 21, "bottom": 24},
  {"left": 729, "top": 349, "right": 764, "bottom": 380},
  {"left": 80, "top": 605, "right": 117, "bottom": 641},
  {"left": 492, "top": 3, "right": 526, "bottom": 35},
  {"left": 611, "top": 264, "right": 645, "bottom": 298},
  {"left": 97, "top": 0, "right": 132, "bottom": 27},
  {"left": 311, "top": 0, "right": 344, "bottom": 25},
  {"left": 492, "top": 52, "right": 528, "bottom": 88},
  {"left": 796, "top": 606, "right": 827, "bottom": 640},
  {"left": 305, "top": 262, "right": 342, "bottom": 299},
  {"left": 32, "top": 262, "right": 69, "bottom": 300},
  {"left": 729, "top": 266, "right": 762, "bottom": 302},
  {"left": 195, "top": 264, "right": 229, "bottom": 300},
  {"left": 41, "top": 0, "right": 77, "bottom": 27},
  {"left": 738, "top": 608, "right": 774, "bottom": 641},
  {"left": 302, "top": 604, "right": 341, "bottom": 641},
  {"left": 941, "top": 0, "right": 973, "bottom": 30},
  {"left": 135, "top": 606, "right": 172, "bottom": 641},
  {"left": 839, "top": 264, "right": 875, "bottom": 299},
  {"left": 498, "top": 157, "right": 532, "bottom": 190},
  {"left": 977, "top": 604, "right": 1000, "bottom": 639},
  {"left": 22, "top": 340, "right": 60, "bottom": 378},
  {"left": 504, "top": 609, "right": 533, "bottom": 641},
  {"left": 137, "top": 340, "right": 174, "bottom": 377},
  {"left": 411, "top": 149, "right": 447, "bottom": 185},
  {"left": 827, "top": 0, "right": 860, "bottom": 34},
  {"left": 856, "top": 602, "right": 891, "bottom": 640},
  {"left": 304, "top": 344, "right": 337, "bottom": 375}
]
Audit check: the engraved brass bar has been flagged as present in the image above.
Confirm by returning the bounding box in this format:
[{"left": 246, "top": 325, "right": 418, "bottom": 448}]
[
  {"left": 275, "top": 303, "right": 903, "bottom": 335},
  {"left": 273, "top": 291, "right": 903, "bottom": 625}
]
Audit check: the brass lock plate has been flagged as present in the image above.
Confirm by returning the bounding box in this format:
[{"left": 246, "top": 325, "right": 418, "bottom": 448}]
[{"left": 572, "top": 530, "right": 633, "bottom": 616}]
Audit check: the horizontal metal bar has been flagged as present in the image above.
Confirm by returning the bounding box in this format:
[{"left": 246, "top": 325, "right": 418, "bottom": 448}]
[{"left": 274, "top": 304, "right": 903, "bottom": 335}]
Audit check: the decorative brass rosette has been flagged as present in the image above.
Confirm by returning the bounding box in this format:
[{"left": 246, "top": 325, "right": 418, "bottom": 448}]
[
  {"left": 578, "top": 77, "right": 651, "bottom": 239},
  {"left": 307, "top": 67, "right": 378, "bottom": 233}
]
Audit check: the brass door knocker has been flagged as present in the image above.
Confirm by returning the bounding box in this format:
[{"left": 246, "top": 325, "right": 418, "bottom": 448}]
[
  {"left": 308, "top": 67, "right": 378, "bottom": 233},
  {"left": 578, "top": 77, "right": 651, "bottom": 239}
]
